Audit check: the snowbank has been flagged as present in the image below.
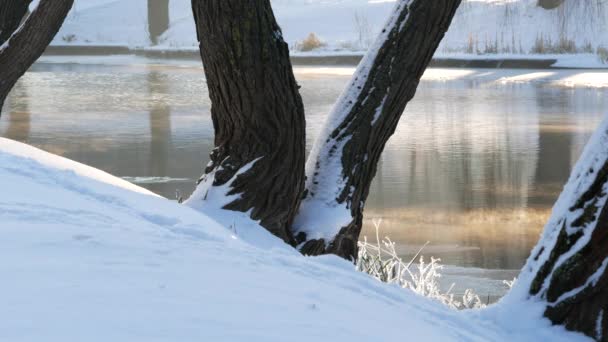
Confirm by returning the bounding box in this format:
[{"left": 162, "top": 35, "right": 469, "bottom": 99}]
[
  {"left": 0, "top": 138, "right": 590, "bottom": 341},
  {"left": 49, "top": 0, "right": 608, "bottom": 68}
]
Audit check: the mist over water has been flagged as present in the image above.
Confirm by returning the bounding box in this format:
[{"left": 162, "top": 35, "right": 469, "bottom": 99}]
[{"left": 2, "top": 58, "right": 607, "bottom": 298}]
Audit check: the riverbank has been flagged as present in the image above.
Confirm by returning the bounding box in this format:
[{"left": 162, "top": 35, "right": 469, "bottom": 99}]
[{"left": 43, "top": 45, "right": 607, "bottom": 69}]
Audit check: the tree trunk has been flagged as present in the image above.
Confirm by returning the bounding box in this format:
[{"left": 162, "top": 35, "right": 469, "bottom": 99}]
[
  {"left": 0, "top": 0, "right": 31, "bottom": 46},
  {"left": 147, "top": 0, "right": 169, "bottom": 45},
  {"left": 0, "top": 0, "right": 73, "bottom": 117},
  {"left": 185, "top": 0, "right": 306, "bottom": 244},
  {"left": 293, "top": 0, "right": 461, "bottom": 260},
  {"left": 514, "top": 118, "right": 608, "bottom": 341}
]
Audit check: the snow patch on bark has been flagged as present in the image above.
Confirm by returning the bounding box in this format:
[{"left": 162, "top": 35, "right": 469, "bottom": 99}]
[
  {"left": 184, "top": 157, "right": 288, "bottom": 249},
  {"left": 185, "top": 157, "right": 261, "bottom": 212},
  {"left": 0, "top": 0, "right": 36, "bottom": 54},
  {"left": 292, "top": 199, "right": 352, "bottom": 243},
  {"left": 371, "top": 93, "right": 389, "bottom": 126}
]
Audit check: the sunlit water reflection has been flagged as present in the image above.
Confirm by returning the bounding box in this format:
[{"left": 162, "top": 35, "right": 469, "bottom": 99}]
[{"left": 2, "top": 57, "right": 607, "bottom": 300}]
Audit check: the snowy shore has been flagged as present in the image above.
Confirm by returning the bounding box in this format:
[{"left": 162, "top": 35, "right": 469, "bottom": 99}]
[
  {"left": 43, "top": 45, "right": 607, "bottom": 69},
  {"left": 44, "top": 0, "right": 608, "bottom": 69},
  {"left": 0, "top": 137, "right": 591, "bottom": 341}
]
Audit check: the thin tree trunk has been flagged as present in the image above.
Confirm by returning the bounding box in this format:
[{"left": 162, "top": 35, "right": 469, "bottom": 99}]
[
  {"left": 0, "top": 0, "right": 73, "bottom": 117},
  {"left": 186, "top": 0, "right": 306, "bottom": 244},
  {"left": 0, "top": 0, "right": 31, "bottom": 46},
  {"left": 293, "top": 0, "right": 461, "bottom": 260},
  {"left": 512, "top": 118, "right": 608, "bottom": 341},
  {"left": 147, "top": 0, "right": 169, "bottom": 45}
]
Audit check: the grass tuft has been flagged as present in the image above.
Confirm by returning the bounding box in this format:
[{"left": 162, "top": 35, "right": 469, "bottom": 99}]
[{"left": 357, "top": 219, "right": 486, "bottom": 310}]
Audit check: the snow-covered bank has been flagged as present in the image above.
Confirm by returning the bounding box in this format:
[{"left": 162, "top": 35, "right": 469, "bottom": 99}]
[
  {"left": 0, "top": 138, "right": 591, "bottom": 341},
  {"left": 34, "top": 55, "right": 608, "bottom": 88},
  {"left": 48, "top": 0, "right": 608, "bottom": 69}
]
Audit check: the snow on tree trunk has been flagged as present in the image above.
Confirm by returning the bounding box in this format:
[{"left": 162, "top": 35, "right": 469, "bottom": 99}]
[
  {"left": 292, "top": 0, "right": 461, "bottom": 260},
  {"left": 0, "top": 0, "right": 32, "bottom": 46},
  {"left": 0, "top": 0, "right": 73, "bottom": 117},
  {"left": 185, "top": 0, "right": 306, "bottom": 244},
  {"left": 513, "top": 117, "right": 608, "bottom": 341},
  {"left": 147, "top": 0, "right": 169, "bottom": 45}
]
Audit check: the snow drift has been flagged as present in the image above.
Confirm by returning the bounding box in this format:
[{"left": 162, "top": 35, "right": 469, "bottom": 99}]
[{"left": 0, "top": 138, "right": 590, "bottom": 341}]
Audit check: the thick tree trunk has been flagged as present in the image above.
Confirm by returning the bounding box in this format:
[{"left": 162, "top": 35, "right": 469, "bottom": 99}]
[
  {"left": 0, "top": 0, "right": 73, "bottom": 117},
  {"left": 0, "top": 0, "right": 31, "bottom": 46},
  {"left": 293, "top": 0, "right": 461, "bottom": 260},
  {"left": 185, "top": 0, "right": 306, "bottom": 244},
  {"left": 513, "top": 118, "right": 608, "bottom": 341},
  {"left": 147, "top": 0, "right": 169, "bottom": 45}
]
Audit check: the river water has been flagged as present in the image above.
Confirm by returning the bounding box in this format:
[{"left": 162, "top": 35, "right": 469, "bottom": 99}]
[{"left": 2, "top": 56, "right": 607, "bottom": 301}]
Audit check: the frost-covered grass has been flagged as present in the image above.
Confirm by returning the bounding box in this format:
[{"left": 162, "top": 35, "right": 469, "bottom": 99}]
[
  {"left": 294, "top": 33, "right": 327, "bottom": 52},
  {"left": 357, "top": 219, "right": 486, "bottom": 310}
]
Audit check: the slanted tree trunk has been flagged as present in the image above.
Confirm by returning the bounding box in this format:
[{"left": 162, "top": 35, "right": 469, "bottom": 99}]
[
  {"left": 0, "top": 0, "right": 73, "bottom": 117},
  {"left": 294, "top": 0, "right": 461, "bottom": 260},
  {"left": 513, "top": 118, "right": 608, "bottom": 341},
  {"left": 0, "top": 0, "right": 31, "bottom": 46},
  {"left": 147, "top": 0, "right": 169, "bottom": 45},
  {"left": 186, "top": 0, "right": 306, "bottom": 244}
]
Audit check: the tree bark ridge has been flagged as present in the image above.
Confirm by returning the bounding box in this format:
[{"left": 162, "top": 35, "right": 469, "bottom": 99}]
[{"left": 188, "top": 0, "right": 306, "bottom": 243}]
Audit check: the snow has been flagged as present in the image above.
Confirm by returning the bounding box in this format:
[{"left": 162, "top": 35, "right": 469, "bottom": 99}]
[
  {"left": 0, "top": 137, "right": 592, "bottom": 341},
  {"left": 293, "top": 199, "right": 353, "bottom": 242},
  {"left": 53, "top": 1, "right": 149, "bottom": 47},
  {"left": 183, "top": 158, "right": 283, "bottom": 250},
  {"left": 0, "top": 137, "right": 155, "bottom": 196},
  {"left": 47, "top": 0, "right": 608, "bottom": 68}
]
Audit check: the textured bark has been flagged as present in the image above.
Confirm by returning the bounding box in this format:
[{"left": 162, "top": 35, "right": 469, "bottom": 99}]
[
  {"left": 519, "top": 119, "right": 608, "bottom": 341},
  {"left": 147, "top": 0, "right": 169, "bottom": 45},
  {"left": 189, "top": 0, "right": 306, "bottom": 243},
  {"left": 0, "top": 0, "right": 73, "bottom": 116},
  {"left": 0, "top": 0, "right": 31, "bottom": 46},
  {"left": 295, "top": 0, "right": 461, "bottom": 260}
]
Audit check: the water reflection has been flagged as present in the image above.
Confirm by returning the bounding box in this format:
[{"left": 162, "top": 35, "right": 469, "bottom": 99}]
[
  {"left": 532, "top": 87, "right": 573, "bottom": 206},
  {"left": 1, "top": 62, "right": 607, "bottom": 287},
  {"left": 147, "top": 71, "right": 172, "bottom": 183},
  {"left": 3, "top": 82, "right": 30, "bottom": 142}
]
